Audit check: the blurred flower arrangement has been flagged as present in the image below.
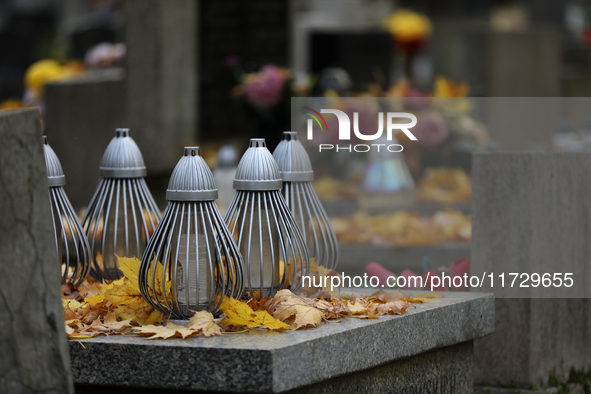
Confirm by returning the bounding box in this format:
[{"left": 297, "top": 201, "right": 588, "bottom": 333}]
[
  {"left": 383, "top": 9, "right": 432, "bottom": 53},
  {"left": 228, "top": 58, "right": 315, "bottom": 147},
  {"left": 389, "top": 79, "right": 489, "bottom": 175},
  {"left": 23, "top": 59, "right": 84, "bottom": 107},
  {"left": 1, "top": 42, "right": 124, "bottom": 115},
  {"left": 382, "top": 9, "right": 432, "bottom": 83},
  {"left": 233, "top": 64, "right": 290, "bottom": 108},
  {"left": 0, "top": 59, "right": 83, "bottom": 113},
  {"left": 306, "top": 77, "right": 490, "bottom": 179}
]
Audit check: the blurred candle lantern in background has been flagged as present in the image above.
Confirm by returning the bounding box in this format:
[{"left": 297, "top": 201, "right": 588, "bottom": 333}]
[{"left": 273, "top": 131, "right": 339, "bottom": 270}]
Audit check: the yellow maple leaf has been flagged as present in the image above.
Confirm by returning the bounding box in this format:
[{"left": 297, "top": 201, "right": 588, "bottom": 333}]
[
  {"left": 104, "top": 279, "right": 164, "bottom": 325},
  {"left": 375, "top": 300, "right": 409, "bottom": 315},
  {"left": 77, "top": 279, "right": 102, "bottom": 299},
  {"left": 187, "top": 310, "right": 222, "bottom": 337},
  {"left": 134, "top": 322, "right": 198, "bottom": 340},
  {"left": 116, "top": 255, "right": 171, "bottom": 295},
  {"left": 98, "top": 318, "right": 133, "bottom": 332},
  {"left": 370, "top": 289, "right": 405, "bottom": 301},
  {"left": 402, "top": 297, "right": 427, "bottom": 303},
  {"left": 218, "top": 296, "right": 288, "bottom": 330},
  {"left": 63, "top": 299, "right": 82, "bottom": 311},
  {"left": 116, "top": 255, "right": 142, "bottom": 292},
  {"left": 65, "top": 322, "right": 97, "bottom": 339},
  {"left": 266, "top": 290, "right": 323, "bottom": 330},
  {"left": 98, "top": 256, "right": 171, "bottom": 325},
  {"left": 346, "top": 299, "right": 368, "bottom": 314}
]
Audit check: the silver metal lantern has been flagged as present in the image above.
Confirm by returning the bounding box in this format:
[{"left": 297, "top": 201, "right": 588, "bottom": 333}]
[
  {"left": 139, "top": 147, "right": 244, "bottom": 318},
  {"left": 225, "top": 138, "right": 310, "bottom": 299},
  {"left": 43, "top": 136, "right": 91, "bottom": 286},
  {"left": 273, "top": 131, "right": 339, "bottom": 270},
  {"left": 82, "top": 129, "right": 161, "bottom": 280}
]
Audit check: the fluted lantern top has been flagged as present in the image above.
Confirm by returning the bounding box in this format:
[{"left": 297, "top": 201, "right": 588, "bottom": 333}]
[
  {"left": 233, "top": 138, "right": 282, "bottom": 191},
  {"left": 272, "top": 131, "right": 314, "bottom": 182},
  {"left": 43, "top": 136, "right": 66, "bottom": 187},
  {"left": 99, "top": 128, "right": 147, "bottom": 178},
  {"left": 166, "top": 147, "right": 218, "bottom": 201}
]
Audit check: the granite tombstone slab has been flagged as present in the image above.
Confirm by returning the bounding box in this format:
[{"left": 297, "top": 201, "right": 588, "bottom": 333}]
[{"left": 70, "top": 291, "right": 494, "bottom": 393}]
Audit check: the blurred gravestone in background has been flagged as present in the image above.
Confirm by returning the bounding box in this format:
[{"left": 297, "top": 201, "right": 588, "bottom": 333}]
[
  {"left": 199, "top": 0, "right": 289, "bottom": 145},
  {"left": 0, "top": 109, "right": 73, "bottom": 394},
  {"left": 44, "top": 0, "right": 197, "bottom": 208},
  {"left": 44, "top": 70, "right": 125, "bottom": 209},
  {"left": 124, "top": 0, "right": 197, "bottom": 173},
  {"left": 471, "top": 152, "right": 591, "bottom": 389}
]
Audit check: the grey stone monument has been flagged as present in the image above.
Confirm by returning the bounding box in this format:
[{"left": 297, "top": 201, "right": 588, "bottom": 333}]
[
  {"left": 487, "top": 30, "right": 560, "bottom": 97},
  {"left": 44, "top": 0, "right": 198, "bottom": 209},
  {"left": 471, "top": 152, "right": 591, "bottom": 389},
  {"left": 124, "top": 0, "right": 198, "bottom": 174},
  {"left": 0, "top": 108, "right": 74, "bottom": 394},
  {"left": 44, "top": 70, "right": 125, "bottom": 209}
]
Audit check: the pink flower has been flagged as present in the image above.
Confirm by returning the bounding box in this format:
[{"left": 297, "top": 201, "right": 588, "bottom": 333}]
[
  {"left": 449, "top": 258, "right": 470, "bottom": 290},
  {"left": 242, "top": 65, "right": 287, "bottom": 108},
  {"left": 365, "top": 262, "right": 395, "bottom": 287},
  {"left": 399, "top": 268, "right": 420, "bottom": 289},
  {"left": 412, "top": 113, "right": 449, "bottom": 148}
]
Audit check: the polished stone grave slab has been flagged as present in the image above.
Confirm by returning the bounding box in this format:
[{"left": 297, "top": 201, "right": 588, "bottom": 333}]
[{"left": 71, "top": 291, "right": 494, "bottom": 393}]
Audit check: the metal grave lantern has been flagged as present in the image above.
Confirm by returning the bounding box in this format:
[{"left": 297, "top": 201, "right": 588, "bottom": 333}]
[
  {"left": 139, "top": 147, "right": 244, "bottom": 318},
  {"left": 224, "top": 138, "right": 310, "bottom": 299},
  {"left": 82, "top": 128, "right": 161, "bottom": 280},
  {"left": 43, "top": 136, "right": 91, "bottom": 286},
  {"left": 272, "top": 131, "right": 338, "bottom": 270}
]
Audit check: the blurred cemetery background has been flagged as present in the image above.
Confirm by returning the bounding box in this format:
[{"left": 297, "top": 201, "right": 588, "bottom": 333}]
[{"left": 2, "top": 0, "right": 591, "bottom": 277}]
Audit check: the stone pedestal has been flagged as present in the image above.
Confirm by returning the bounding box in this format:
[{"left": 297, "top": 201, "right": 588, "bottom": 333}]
[
  {"left": 0, "top": 109, "right": 74, "bottom": 394},
  {"left": 71, "top": 292, "right": 494, "bottom": 393},
  {"left": 471, "top": 152, "right": 591, "bottom": 389}
]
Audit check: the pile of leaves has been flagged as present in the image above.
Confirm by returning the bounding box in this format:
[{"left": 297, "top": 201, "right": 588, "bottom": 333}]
[
  {"left": 63, "top": 256, "right": 427, "bottom": 341},
  {"left": 415, "top": 168, "right": 472, "bottom": 203},
  {"left": 330, "top": 208, "right": 471, "bottom": 246}
]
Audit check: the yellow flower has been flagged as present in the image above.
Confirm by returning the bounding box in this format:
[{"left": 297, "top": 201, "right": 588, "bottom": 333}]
[
  {"left": 0, "top": 99, "right": 22, "bottom": 111},
  {"left": 25, "top": 59, "right": 64, "bottom": 91},
  {"left": 386, "top": 79, "right": 410, "bottom": 97},
  {"left": 383, "top": 9, "right": 432, "bottom": 44},
  {"left": 433, "top": 76, "right": 469, "bottom": 97}
]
